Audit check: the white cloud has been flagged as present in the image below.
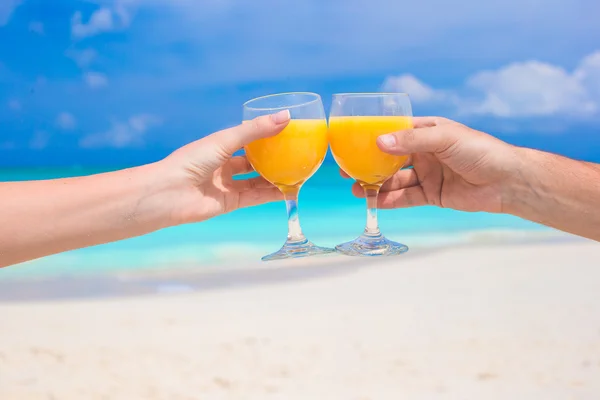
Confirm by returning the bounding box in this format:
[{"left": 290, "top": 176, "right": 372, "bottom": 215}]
[
  {"left": 72, "top": 9, "right": 113, "bottom": 38},
  {"left": 8, "top": 99, "right": 21, "bottom": 111},
  {"left": 67, "top": 48, "right": 98, "bottom": 68},
  {"left": 382, "top": 74, "right": 450, "bottom": 104},
  {"left": 383, "top": 50, "right": 600, "bottom": 118},
  {"left": 80, "top": 114, "right": 161, "bottom": 148},
  {"left": 465, "top": 61, "right": 595, "bottom": 117},
  {"left": 71, "top": 2, "right": 132, "bottom": 39},
  {"left": 56, "top": 112, "right": 77, "bottom": 130},
  {"left": 84, "top": 71, "right": 109, "bottom": 88},
  {"left": 29, "top": 131, "right": 50, "bottom": 150},
  {"left": 0, "top": 0, "right": 20, "bottom": 26},
  {"left": 575, "top": 51, "right": 600, "bottom": 104},
  {"left": 28, "top": 21, "right": 44, "bottom": 34},
  {"left": 113, "top": 3, "right": 132, "bottom": 27}
]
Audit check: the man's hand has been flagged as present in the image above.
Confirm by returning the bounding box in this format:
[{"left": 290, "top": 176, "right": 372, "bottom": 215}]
[{"left": 346, "top": 116, "right": 519, "bottom": 214}]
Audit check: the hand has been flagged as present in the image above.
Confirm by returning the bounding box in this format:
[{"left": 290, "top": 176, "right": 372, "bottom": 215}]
[
  {"left": 159, "top": 110, "right": 291, "bottom": 224},
  {"left": 346, "top": 116, "right": 519, "bottom": 213}
]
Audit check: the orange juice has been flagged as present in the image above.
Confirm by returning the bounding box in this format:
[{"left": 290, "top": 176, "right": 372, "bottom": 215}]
[
  {"left": 245, "top": 119, "right": 328, "bottom": 188},
  {"left": 329, "top": 116, "right": 412, "bottom": 185}
]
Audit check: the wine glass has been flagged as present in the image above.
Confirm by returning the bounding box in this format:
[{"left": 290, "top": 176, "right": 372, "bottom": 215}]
[
  {"left": 243, "top": 92, "right": 335, "bottom": 261},
  {"left": 328, "top": 93, "right": 412, "bottom": 256}
]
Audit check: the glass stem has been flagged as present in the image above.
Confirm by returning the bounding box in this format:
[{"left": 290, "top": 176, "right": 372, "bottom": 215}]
[
  {"left": 282, "top": 185, "right": 306, "bottom": 243},
  {"left": 363, "top": 184, "right": 381, "bottom": 237}
]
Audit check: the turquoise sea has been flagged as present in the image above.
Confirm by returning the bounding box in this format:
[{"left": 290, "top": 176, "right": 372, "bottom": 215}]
[{"left": 0, "top": 162, "right": 551, "bottom": 279}]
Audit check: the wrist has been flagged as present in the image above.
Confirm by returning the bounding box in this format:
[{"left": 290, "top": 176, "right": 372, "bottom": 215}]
[
  {"left": 131, "top": 161, "right": 187, "bottom": 230},
  {"left": 501, "top": 146, "right": 538, "bottom": 217}
]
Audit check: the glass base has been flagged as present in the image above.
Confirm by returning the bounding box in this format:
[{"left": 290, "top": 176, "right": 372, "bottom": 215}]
[
  {"left": 262, "top": 238, "right": 336, "bottom": 261},
  {"left": 335, "top": 233, "right": 409, "bottom": 257}
]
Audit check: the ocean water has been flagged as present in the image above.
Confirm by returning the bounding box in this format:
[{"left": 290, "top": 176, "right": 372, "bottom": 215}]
[{"left": 0, "top": 163, "right": 550, "bottom": 278}]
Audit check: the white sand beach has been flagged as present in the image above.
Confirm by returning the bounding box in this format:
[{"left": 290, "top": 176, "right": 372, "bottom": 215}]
[{"left": 1, "top": 240, "right": 600, "bottom": 399}]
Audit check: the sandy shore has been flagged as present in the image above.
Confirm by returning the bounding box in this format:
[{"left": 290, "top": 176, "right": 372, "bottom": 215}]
[{"left": 1, "top": 240, "right": 600, "bottom": 399}]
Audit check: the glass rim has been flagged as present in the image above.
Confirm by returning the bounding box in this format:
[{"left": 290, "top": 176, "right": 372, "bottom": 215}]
[
  {"left": 332, "top": 92, "right": 410, "bottom": 97},
  {"left": 243, "top": 92, "right": 322, "bottom": 111}
]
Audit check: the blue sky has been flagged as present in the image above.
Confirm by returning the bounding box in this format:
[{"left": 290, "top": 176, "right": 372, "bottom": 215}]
[{"left": 1, "top": 0, "right": 600, "bottom": 167}]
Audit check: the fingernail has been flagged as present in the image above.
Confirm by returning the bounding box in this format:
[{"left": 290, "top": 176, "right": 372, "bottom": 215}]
[
  {"left": 270, "top": 109, "right": 291, "bottom": 124},
  {"left": 378, "top": 134, "right": 396, "bottom": 148}
]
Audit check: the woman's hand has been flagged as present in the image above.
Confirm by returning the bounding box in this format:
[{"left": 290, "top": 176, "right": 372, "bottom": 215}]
[
  {"left": 0, "top": 110, "right": 290, "bottom": 267},
  {"left": 159, "top": 109, "right": 291, "bottom": 224}
]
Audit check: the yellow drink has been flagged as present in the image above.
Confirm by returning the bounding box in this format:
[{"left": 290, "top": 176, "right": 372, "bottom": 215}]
[
  {"left": 329, "top": 116, "right": 412, "bottom": 185},
  {"left": 245, "top": 119, "right": 328, "bottom": 188}
]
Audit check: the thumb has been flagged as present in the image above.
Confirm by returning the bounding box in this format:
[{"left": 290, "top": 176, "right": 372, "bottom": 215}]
[
  {"left": 210, "top": 110, "right": 291, "bottom": 158},
  {"left": 376, "top": 126, "right": 458, "bottom": 155}
]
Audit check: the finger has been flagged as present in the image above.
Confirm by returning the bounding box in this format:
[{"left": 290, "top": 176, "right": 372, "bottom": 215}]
[
  {"left": 401, "top": 155, "right": 413, "bottom": 168},
  {"left": 380, "top": 169, "right": 419, "bottom": 192},
  {"left": 412, "top": 116, "right": 450, "bottom": 129},
  {"left": 351, "top": 183, "right": 427, "bottom": 207},
  {"left": 350, "top": 169, "right": 419, "bottom": 197},
  {"left": 208, "top": 110, "right": 291, "bottom": 158},
  {"left": 232, "top": 176, "right": 274, "bottom": 191},
  {"left": 378, "top": 187, "right": 428, "bottom": 209},
  {"left": 238, "top": 187, "right": 283, "bottom": 209},
  {"left": 351, "top": 182, "right": 364, "bottom": 197},
  {"left": 227, "top": 156, "right": 254, "bottom": 176},
  {"left": 339, "top": 168, "right": 351, "bottom": 178},
  {"left": 376, "top": 125, "right": 459, "bottom": 156}
]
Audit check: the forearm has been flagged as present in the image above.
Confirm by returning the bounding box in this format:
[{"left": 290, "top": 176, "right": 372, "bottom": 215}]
[
  {"left": 506, "top": 147, "right": 600, "bottom": 241},
  {"left": 0, "top": 163, "right": 177, "bottom": 268}
]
